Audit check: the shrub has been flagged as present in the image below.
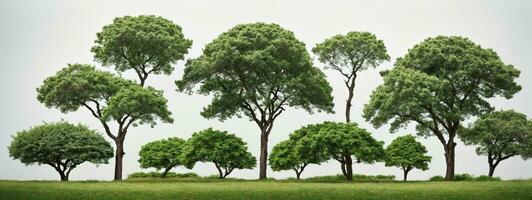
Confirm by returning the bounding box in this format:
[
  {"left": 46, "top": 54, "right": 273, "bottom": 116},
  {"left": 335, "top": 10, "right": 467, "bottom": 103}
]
[
  {"left": 474, "top": 175, "right": 501, "bottom": 181},
  {"left": 429, "top": 175, "right": 445, "bottom": 181},
  {"left": 128, "top": 172, "right": 198, "bottom": 179},
  {"left": 454, "top": 173, "right": 474, "bottom": 181},
  {"left": 306, "top": 174, "right": 395, "bottom": 181}
]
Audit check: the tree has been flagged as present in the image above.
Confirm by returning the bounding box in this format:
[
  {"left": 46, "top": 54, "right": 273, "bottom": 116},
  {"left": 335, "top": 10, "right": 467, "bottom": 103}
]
[
  {"left": 459, "top": 110, "right": 532, "bottom": 177},
  {"left": 138, "top": 137, "right": 186, "bottom": 178},
  {"left": 268, "top": 124, "right": 329, "bottom": 179},
  {"left": 8, "top": 121, "right": 113, "bottom": 181},
  {"left": 306, "top": 122, "right": 385, "bottom": 181},
  {"left": 37, "top": 64, "right": 173, "bottom": 180},
  {"left": 181, "top": 128, "right": 256, "bottom": 179},
  {"left": 176, "top": 23, "right": 334, "bottom": 179},
  {"left": 92, "top": 15, "right": 192, "bottom": 86},
  {"left": 313, "top": 31, "right": 389, "bottom": 123},
  {"left": 363, "top": 36, "right": 521, "bottom": 180},
  {"left": 385, "top": 135, "right": 431, "bottom": 181}
]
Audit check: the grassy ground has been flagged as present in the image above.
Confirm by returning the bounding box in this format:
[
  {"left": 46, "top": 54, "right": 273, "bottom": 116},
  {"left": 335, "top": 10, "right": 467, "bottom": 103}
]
[{"left": 0, "top": 179, "right": 531, "bottom": 200}]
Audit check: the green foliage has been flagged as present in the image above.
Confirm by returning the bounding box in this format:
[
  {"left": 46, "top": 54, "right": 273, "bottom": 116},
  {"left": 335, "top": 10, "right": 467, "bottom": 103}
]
[
  {"left": 363, "top": 36, "right": 521, "bottom": 179},
  {"left": 36, "top": 64, "right": 173, "bottom": 127},
  {"left": 127, "top": 172, "right": 198, "bottom": 179},
  {"left": 310, "top": 122, "right": 385, "bottom": 164},
  {"left": 385, "top": 135, "right": 431, "bottom": 180},
  {"left": 92, "top": 15, "right": 192, "bottom": 85},
  {"left": 429, "top": 175, "right": 445, "bottom": 181},
  {"left": 138, "top": 137, "right": 186, "bottom": 176},
  {"left": 181, "top": 128, "right": 256, "bottom": 178},
  {"left": 453, "top": 173, "right": 475, "bottom": 181},
  {"left": 305, "top": 174, "right": 395, "bottom": 181},
  {"left": 176, "top": 22, "right": 334, "bottom": 121},
  {"left": 312, "top": 31, "right": 390, "bottom": 73},
  {"left": 474, "top": 175, "right": 501, "bottom": 181},
  {"left": 8, "top": 121, "right": 113, "bottom": 181},
  {"left": 460, "top": 110, "right": 532, "bottom": 168},
  {"left": 269, "top": 140, "right": 301, "bottom": 172}
]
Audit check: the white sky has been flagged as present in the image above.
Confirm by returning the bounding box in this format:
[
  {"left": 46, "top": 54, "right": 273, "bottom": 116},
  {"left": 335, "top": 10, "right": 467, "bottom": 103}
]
[{"left": 1, "top": 0, "right": 531, "bottom": 181}]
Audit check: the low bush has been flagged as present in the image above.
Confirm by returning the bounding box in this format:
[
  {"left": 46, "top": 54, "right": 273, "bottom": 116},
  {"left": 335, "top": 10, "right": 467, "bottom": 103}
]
[
  {"left": 128, "top": 172, "right": 199, "bottom": 179},
  {"left": 429, "top": 175, "right": 445, "bottom": 181},
  {"left": 474, "top": 175, "right": 501, "bottom": 181},
  {"left": 429, "top": 174, "right": 501, "bottom": 181},
  {"left": 305, "top": 174, "right": 395, "bottom": 181}
]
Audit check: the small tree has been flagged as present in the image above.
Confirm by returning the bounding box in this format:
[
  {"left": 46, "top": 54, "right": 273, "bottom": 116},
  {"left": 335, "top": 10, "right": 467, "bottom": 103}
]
[
  {"left": 139, "top": 137, "right": 186, "bottom": 178},
  {"left": 385, "top": 135, "right": 431, "bottom": 181},
  {"left": 92, "top": 15, "right": 192, "bottom": 87},
  {"left": 460, "top": 110, "right": 532, "bottom": 177},
  {"left": 313, "top": 31, "right": 389, "bottom": 123},
  {"left": 8, "top": 121, "right": 113, "bottom": 181},
  {"left": 308, "top": 122, "right": 385, "bottom": 181},
  {"left": 363, "top": 36, "right": 521, "bottom": 180},
  {"left": 181, "top": 128, "right": 256, "bottom": 179},
  {"left": 37, "top": 64, "right": 173, "bottom": 180},
  {"left": 176, "top": 23, "right": 334, "bottom": 179}
]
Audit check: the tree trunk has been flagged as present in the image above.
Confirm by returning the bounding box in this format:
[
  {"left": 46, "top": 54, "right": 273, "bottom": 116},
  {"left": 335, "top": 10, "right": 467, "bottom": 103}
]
[
  {"left": 403, "top": 167, "right": 411, "bottom": 181},
  {"left": 345, "top": 76, "right": 356, "bottom": 123},
  {"left": 259, "top": 129, "right": 269, "bottom": 179},
  {"left": 59, "top": 171, "right": 68, "bottom": 181},
  {"left": 488, "top": 164, "right": 496, "bottom": 177},
  {"left": 161, "top": 166, "right": 173, "bottom": 178},
  {"left": 345, "top": 155, "right": 353, "bottom": 181},
  {"left": 444, "top": 140, "right": 456, "bottom": 180},
  {"left": 294, "top": 169, "right": 301, "bottom": 180},
  {"left": 114, "top": 139, "right": 125, "bottom": 181},
  {"left": 340, "top": 162, "right": 347, "bottom": 178}
]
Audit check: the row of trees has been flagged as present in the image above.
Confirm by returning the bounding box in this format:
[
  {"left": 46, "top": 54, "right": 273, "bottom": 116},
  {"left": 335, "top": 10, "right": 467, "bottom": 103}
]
[
  {"left": 7, "top": 14, "right": 531, "bottom": 181},
  {"left": 139, "top": 128, "right": 255, "bottom": 179}
]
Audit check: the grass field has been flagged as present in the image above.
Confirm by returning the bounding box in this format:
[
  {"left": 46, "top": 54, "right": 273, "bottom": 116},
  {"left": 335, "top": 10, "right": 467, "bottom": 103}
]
[{"left": 1, "top": 179, "right": 531, "bottom": 200}]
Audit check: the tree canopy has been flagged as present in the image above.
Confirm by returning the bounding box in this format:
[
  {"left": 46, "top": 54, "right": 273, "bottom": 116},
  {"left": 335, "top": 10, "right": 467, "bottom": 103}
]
[
  {"left": 8, "top": 121, "right": 113, "bottom": 181},
  {"left": 139, "top": 137, "right": 186, "bottom": 177},
  {"left": 181, "top": 128, "right": 256, "bottom": 179},
  {"left": 176, "top": 22, "right": 334, "bottom": 179},
  {"left": 385, "top": 135, "right": 431, "bottom": 181},
  {"left": 460, "top": 110, "right": 532, "bottom": 177},
  {"left": 301, "top": 122, "right": 385, "bottom": 180},
  {"left": 92, "top": 15, "right": 192, "bottom": 86},
  {"left": 313, "top": 31, "right": 389, "bottom": 122},
  {"left": 36, "top": 63, "right": 173, "bottom": 180},
  {"left": 363, "top": 36, "right": 521, "bottom": 179}
]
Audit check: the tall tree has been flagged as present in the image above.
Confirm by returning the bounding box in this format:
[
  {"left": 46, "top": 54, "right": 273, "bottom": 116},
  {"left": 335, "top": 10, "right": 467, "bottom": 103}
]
[
  {"left": 313, "top": 31, "right": 389, "bottom": 123},
  {"left": 92, "top": 15, "right": 192, "bottom": 86},
  {"left": 37, "top": 64, "right": 173, "bottom": 180},
  {"left": 363, "top": 36, "right": 521, "bottom": 180},
  {"left": 385, "top": 135, "right": 432, "bottom": 181},
  {"left": 8, "top": 121, "right": 113, "bottom": 181},
  {"left": 460, "top": 110, "right": 532, "bottom": 177},
  {"left": 304, "top": 122, "right": 385, "bottom": 181},
  {"left": 181, "top": 128, "right": 256, "bottom": 179},
  {"left": 176, "top": 23, "right": 334, "bottom": 179},
  {"left": 138, "top": 137, "right": 186, "bottom": 178}
]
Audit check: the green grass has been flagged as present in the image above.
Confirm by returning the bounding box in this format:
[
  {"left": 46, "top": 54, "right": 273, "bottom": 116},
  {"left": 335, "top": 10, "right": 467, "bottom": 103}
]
[{"left": 1, "top": 179, "right": 531, "bottom": 200}]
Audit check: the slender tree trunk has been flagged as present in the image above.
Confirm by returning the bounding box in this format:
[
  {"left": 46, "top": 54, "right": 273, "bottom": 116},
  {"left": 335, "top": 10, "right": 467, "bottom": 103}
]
[
  {"left": 259, "top": 128, "right": 269, "bottom": 179},
  {"left": 114, "top": 138, "right": 125, "bottom": 181},
  {"left": 214, "top": 163, "right": 224, "bottom": 179},
  {"left": 345, "top": 75, "right": 356, "bottom": 123},
  {"left": 294, "top": 169, "right": 301, "bottom": 180},
  {"left": 444, "top": 140, "right": 456, "bottom": 180},
  {"left": 345, "top": 155, "right": 353, "bottom": 181}
]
